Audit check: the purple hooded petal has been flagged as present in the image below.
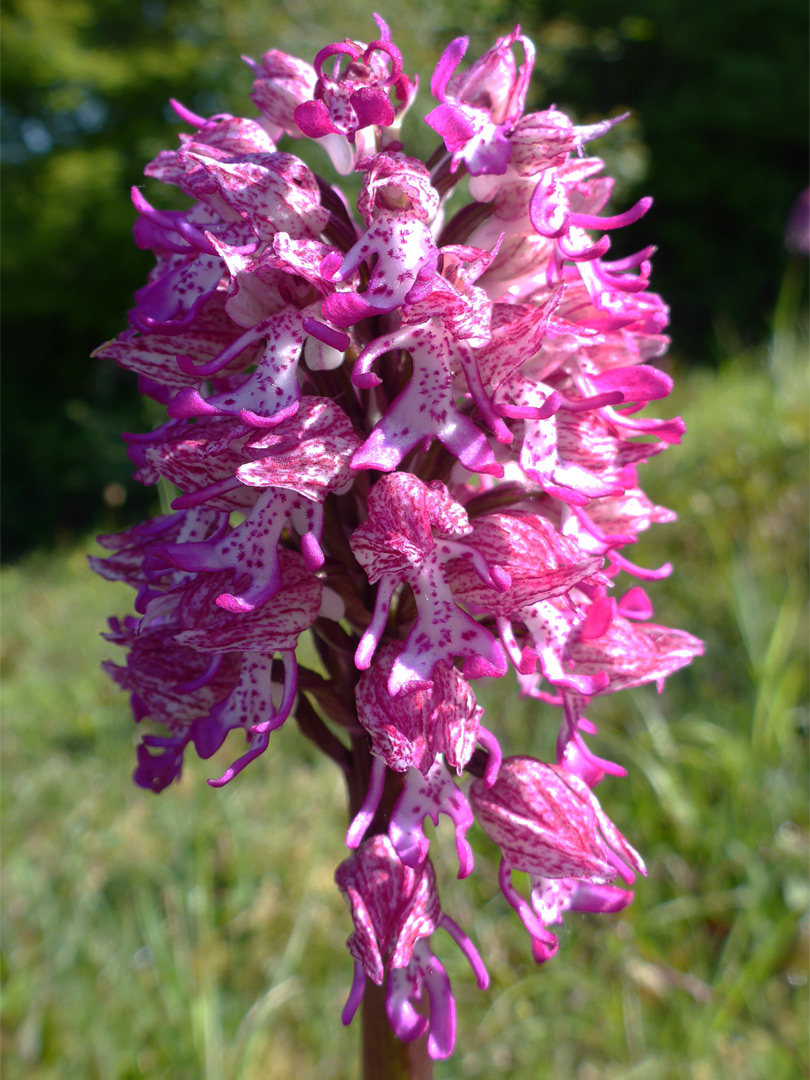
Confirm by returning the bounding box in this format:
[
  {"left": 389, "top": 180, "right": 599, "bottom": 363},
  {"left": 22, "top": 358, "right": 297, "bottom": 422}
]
[
  {"left": 322, "top": 211, "right": 438, "bottom": 320},
  {"left": 566, "top": 607, "right": 704, "bottom": 694},
  {"left": 246, "top": 49, "right": 318, "bottom": 137},
  {"left": 355, "top": 647, "right": 483, "bottom": 775},
  {"left": 334, "top": 835, "right": 441, "bottom": 985},
  {"left": 129, "top": 253, "right": 223, "bottom": 334},
  {"left": 236, "top": 397, "right": 360, "bottom": 496},
  {"left": 181, "top": 151, "right": 329, "bottom": 240},
  {"left": 447, "top": 512, "right": 605, "bottom": 616},
  {"left": 470, "top": 756, "right": 642, "bottom": 882}
]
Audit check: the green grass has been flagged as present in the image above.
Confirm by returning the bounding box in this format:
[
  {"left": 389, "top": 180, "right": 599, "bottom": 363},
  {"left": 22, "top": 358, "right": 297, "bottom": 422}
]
[{"left": 2, "top": 316, "right": 808, "bottom": 1079}]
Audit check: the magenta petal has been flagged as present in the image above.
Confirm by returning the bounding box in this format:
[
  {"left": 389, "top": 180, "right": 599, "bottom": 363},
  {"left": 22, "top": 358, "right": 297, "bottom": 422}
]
[
  {"left": 580, "top": 595, "right": 616, "bottom": 640},
  {"left": 355, "top": 646, "right": 482, "bottom": 776},
  {"left": 293, "top": 98, "right": 339, "bottom": 137},
  {"left": 206, "top": 732, "right": 269, "bottom": 787},
  {"left": 476, "top": 726, "right": 502, "bottom": 787},
  {"left": 424, "top": 103, "right": 476, "bottom": 150},
  {"left": 420, "top": 952, "right": 455, "bottom": 1060},
  {"left": 589, "top": 364, "right": 672, "bottom": 403},
  {"left": 530, "top": 934, "right": 560, "bottom": 964},
  {"left": 190, "top": 714, "right": 229, "bottom": 759},
  {"left": 355, "top": 576, "right": 397, "bottom": 671},
  {"left": 385, "top": 966, "right": 429, "bottom": 1043},
  {"left": 439, "top": 914, "right": 489, "bottom": 989},
  {"left": 302, "top": 316, "right": 349, "bottom": 351},
  {"left": 569, "top": 196, "right": 653, "bottom": 231},
  {"left": 569, "top": 880, "right": 634, "bottom": 914},
  {"left": 617, "top": 586, "right": 654, "bottom": 620},
  {"left": 133, "top": 734, "right": 189, "bottom": 792},
  {"left": 430, "top": 36, "right": 468, "bottom": 101},
  {"left": 167, "top": 387, "right": 219, "bottom": 419},
  {"left": 335, "top": 834, "right": 441, "bottom": 988},
  {"left": 466, "top": 130, "right": 512, "bottom": 176},
  {"left": 349, "top": 87, "right": 395, "bottom": 128},
  {"left": 346, "top": 755, "right": 386, "bottom": 848},
  {"left": 497, "top": 860, "right": 556, "bottom": 942},
  {"left": 321, "top": 291, "right": 381, "bottom": 327},
  {"left": 341, "top": 961, "right": 367, "bottom": 1026}
]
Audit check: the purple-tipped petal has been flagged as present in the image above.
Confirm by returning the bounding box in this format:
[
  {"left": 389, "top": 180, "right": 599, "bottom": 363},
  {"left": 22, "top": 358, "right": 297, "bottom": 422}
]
[
  {"left": 346, "top": 754, "right": 387, "bottom": 848},
  {"left": 341, "top": 960, "right": 367, "bottom": 1026}
]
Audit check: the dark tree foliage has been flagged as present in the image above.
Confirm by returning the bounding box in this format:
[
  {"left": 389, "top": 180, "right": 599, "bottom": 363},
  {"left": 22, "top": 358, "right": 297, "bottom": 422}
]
[
  {"left": 1, "top": 0, "right": 241, "bottom": 560},
  {"left": 504, "top": 0, "right": 809, "bottom": 353}
]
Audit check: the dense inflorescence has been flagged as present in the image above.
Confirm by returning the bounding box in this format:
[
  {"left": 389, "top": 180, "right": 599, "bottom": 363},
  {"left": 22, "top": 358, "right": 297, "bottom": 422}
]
[{"left": 93, "top": 18, "right": 702, "bottom": 1060}]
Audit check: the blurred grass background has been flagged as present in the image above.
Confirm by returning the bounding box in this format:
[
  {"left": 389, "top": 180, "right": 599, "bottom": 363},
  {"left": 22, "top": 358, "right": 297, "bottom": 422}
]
[{"left": 2, "top": 1, "right": 808, "bottom": 1077}]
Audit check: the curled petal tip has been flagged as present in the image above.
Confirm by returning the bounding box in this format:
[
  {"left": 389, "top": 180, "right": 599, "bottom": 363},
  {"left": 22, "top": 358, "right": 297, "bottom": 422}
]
[{"left": 491, "top": 565, "right": 511, "bottom": 592}]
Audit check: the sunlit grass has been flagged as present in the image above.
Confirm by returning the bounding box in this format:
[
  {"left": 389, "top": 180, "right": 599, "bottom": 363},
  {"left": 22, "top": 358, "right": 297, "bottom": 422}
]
[{"left": 2, "top": 325, "right": 808, "bottom": 1079}]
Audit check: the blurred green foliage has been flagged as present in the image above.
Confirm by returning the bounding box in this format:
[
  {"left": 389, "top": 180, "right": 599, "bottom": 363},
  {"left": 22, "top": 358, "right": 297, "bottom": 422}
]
[
  {"left": 1, "top": 0, "right": 807, "bottom": 558},
  {"left": 2, "top": 317, "right": 807, "bottom": 1079}
]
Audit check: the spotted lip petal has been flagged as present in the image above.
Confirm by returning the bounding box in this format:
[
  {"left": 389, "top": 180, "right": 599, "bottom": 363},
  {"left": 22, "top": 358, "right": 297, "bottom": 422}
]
[
  {"left": 168, "top": 308, "right": 307, "bottom": 427},
  {"left": 389, "top": 757, "right": 475, "bottom": 878},
  {"left": 129, "top": 252, "right": 224, "bottom": 335},
  {"left": 351, "top": 474, "right": 508, "bottom": 694},
  {"left": 159, "top": 489, "right": 329, "bottom": 615},
  {"left": 348, "top": 322, "right": 504, "bottom": 477}
]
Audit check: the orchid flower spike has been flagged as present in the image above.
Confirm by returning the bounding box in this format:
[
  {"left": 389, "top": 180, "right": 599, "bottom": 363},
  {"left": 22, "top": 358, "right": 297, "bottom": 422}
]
[{"left": 94, "top": 18, "right": 701, "bottom": 1068}]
